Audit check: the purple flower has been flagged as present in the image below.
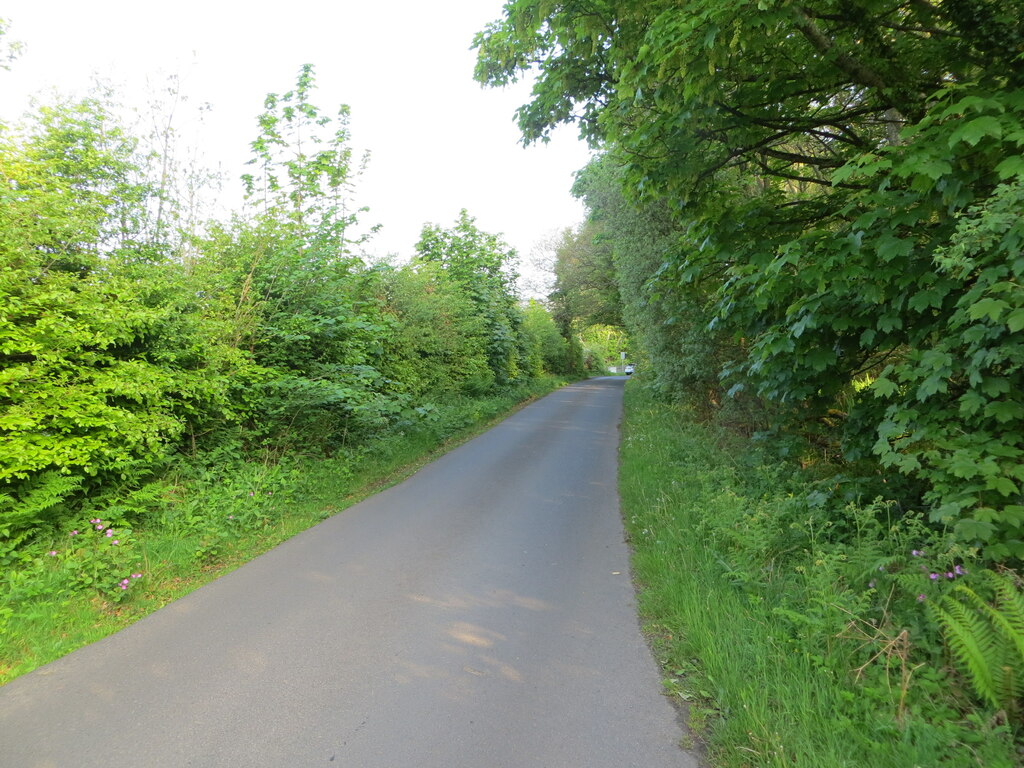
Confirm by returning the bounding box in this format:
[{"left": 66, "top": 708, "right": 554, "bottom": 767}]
[
  {"left": 917, "top": 594, "right": 927, "bottom": 602},
  {"left": 47, "top": 550, "right": 56, "bottom": 556},
  {"left": 70, "top": 530, "right": 78, "bottom": 536},
  {"left": 105, "top": 530, "right": 113, "bottom": 537},
  {"left": 112, "top": 540, "right": 119, "bottom": 545},
  {"left": 95, "top": 524, "right": 104, "bottom": 530},
  {"left": 248, "top": 492, "right": 254, "bottom": 497},
  {"left": 878, "top": 565, "right": 886, "bottom": 572},
  {"left": 90, "top": 518, "right": 100, "bottom": 524},
  {"left": 131, "top": 573, "right": 142, "bottom": 579},
  {"left": 911, "top": 549, "right": 923, "bottom": 557},
  {"left": 929, "top": 573, "right": 939, "bottom": 580},
  {"left": 868, "top": 580, "right": 876, "bottom": 589},
  {"left": 946, "top": 572, "right": 955, "bottom": 579},
  {"left": 954, "top": 565, "right": 966, "bottom": 576}
]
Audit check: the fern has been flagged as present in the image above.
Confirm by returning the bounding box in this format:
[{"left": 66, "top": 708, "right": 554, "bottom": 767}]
[
  {"left": 0, "top": 471, "right": 83, "bottom": 537},
  {"left": 986, "top": 575, "right": 1024, "bottom": 664},
  {"left": 931, "top": 572, "right": 1024, "bottom": 718},
  {"left": 931, "top": 597, "right": 1000, "bottom": 708}
]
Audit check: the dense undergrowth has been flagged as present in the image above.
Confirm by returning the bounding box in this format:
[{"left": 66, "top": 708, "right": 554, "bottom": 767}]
[
  {"left": 0, "top": 378, "right": 564, "bottom": 683},
  {"left": 619, "top": 383, "right": 1023, "bottom": 767}
]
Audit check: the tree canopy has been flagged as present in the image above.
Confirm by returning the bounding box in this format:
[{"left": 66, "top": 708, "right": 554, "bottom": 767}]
[{"left": 476, "top": 0, "right": 1024, "bottom": 557}]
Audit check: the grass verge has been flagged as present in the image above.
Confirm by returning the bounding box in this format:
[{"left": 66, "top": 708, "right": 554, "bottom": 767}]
[
  {"left": 618, "top": 383, "right": 1020, "bottom": 767},
  {"left": 0, "top": 377, "right": 565, "bottom": 685}
]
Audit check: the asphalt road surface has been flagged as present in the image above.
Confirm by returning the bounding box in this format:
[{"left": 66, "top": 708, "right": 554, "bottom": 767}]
[{"left": 1, "top": 377, "right": 697, "bottom": 767}]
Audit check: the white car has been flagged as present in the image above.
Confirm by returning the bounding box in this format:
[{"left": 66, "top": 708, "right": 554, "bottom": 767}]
[{"left": 624, "top": 364, "right": 634, "bottom": 375}]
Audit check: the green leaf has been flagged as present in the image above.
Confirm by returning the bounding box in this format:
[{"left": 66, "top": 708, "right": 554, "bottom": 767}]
[
  {"left": 968, "top": 297, "right": 1009, "bottom": 322},
  {"left": 948, "top": 452, "right": 982, "bottom": 479},
  {"left": 872, "top": 377, "right": 898, "bottom": 397},
  {"left": 914, "top": 158, "right": 953, "bottom": 180},
  {"left": 948, "top": 116, "right": 1004, "bottom": 147},
  {"left": 984, "top": 400, "right": 1024, "bottom": 423},
  {"left": 1007, "top": 307, "right": 1024, "bottom": 333},
  {"left": 995, "top": 156, "right": 1024, "bottom": 180},
  {"left": 986, "top": 475, "right": 1019, "bottom": 496},
  {"left": 954, "top": 517, "right": 996, "bottom": 541}
]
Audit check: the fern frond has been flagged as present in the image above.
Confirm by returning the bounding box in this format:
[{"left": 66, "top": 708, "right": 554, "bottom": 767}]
[
  {"left": 0, "top": 471, "right": 83, "bottom": 532},
  {"left": 987, "top": 573, "right": 1024, "bottom": 663},
  {"left": 931, "top": 597, "right": 1000, "bottom": 709}
]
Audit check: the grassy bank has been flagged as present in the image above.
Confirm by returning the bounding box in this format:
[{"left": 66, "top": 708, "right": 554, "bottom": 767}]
[
  {"left": 618, "top": 384, "right": 1020, "bottom": 767},
  {"left": 0, "top": 377, "right": 565, "bottom": 685}
]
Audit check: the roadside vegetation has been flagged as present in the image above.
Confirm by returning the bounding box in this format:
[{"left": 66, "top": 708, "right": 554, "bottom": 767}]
[
  {"left": 0, "top": 58, "right": 587, "bottom": 682},
  {"left": 620, "top": 384, "right": 1019, "bottom": 766},
  {"left": 0, "top": 378, "right": 563, "bottom": 683},
  {"left": 474, "top": 0, "right": 1024, "bottom": 763}
]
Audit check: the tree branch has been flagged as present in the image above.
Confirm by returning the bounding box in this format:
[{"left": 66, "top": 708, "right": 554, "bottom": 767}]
[{"left": 793, "top": 8, "right": 893, "bottom": 93}]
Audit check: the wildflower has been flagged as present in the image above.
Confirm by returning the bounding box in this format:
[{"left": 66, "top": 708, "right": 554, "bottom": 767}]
[
  {"left": 112, "top": 540, "right": 119, "bottom": 545},
  {"left": 946, "top": 572, "right": 954, "bottom": 579},
  {"left": 929, "top": 572, "right": 939, "bottom": 580},
  {"left": 917, "top": 594, "right": 927, "bottom": 602},
  {"left": 70, "top": 530, "right": 78, "bottom": 536},
  {"left": 954, "top": 565, "right": 966, "bottom": 576},
  {"left": 911, "top": 550, "right": 923, "bottom": 557},
  {"left": 878, "top": 565, "right": 885, "bottom": 572},
  {"left": 131, "top": 573, "right": 142, "bottom": 579},
  {"left": 90, "top": 518, "right": 100, "bottom": 524},
  {"left": 95, "top": 524, "right": 104, "bottom": 530},
  {"left": 105, "top": 530, "right": 113, "bottom": 537},
  {"left": 47, "top": 550, "right": 56, "bottom": 556},
  {"left": 248, "top": 492, "right": 254, "bottom": 497},
  {"left": 228, "top": 515, "right": 234, "bottom": 520}
]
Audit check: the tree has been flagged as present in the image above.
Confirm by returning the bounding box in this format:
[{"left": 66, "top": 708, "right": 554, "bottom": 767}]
[
  {"left": 374, "top": 261, "right": 494, "bottom": 399},
  {"left": 475, "top": 0, "right": 1024, "bottom": 555},
  {"left": 521, "top": 299, "right": 573, "bottom": 375},
  {"left": 548, "top": 221, "right": 621, "bottom": 331},
  {"left": 197, "top": 65, "right": 399, "bottom": 449},
  {"left": 415, "top": 210, "right": 525, "bottom": 387},
  {"left": 0, "top": 96, "right": 227, "bottom": 537}
]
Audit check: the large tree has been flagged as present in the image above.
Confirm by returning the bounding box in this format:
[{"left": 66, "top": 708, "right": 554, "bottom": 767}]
[{"left": 475, "top": 0, "right": 1024, "bottom": 556}]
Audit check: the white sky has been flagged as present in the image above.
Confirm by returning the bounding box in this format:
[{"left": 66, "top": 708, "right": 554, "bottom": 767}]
[{"left": 0, "top": 0, "right": 590, "bottom": 274}]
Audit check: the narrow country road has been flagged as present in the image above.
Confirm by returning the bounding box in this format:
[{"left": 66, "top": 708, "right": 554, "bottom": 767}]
[{"left": 1, "top": 378, "right": 696, "bottom": 767}]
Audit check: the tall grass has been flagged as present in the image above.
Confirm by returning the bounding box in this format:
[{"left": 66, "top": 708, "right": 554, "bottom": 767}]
[
  {"left": 618, "top": 384, "right": 1019, "bottom": 767},
  {"left": 0, "top": 378, "right": 565, "bottom": 684}
]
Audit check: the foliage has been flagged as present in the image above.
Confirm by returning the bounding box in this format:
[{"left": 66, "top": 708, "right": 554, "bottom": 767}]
[
  {"left": 0, "top": 17, "right": 23, "bottom": 72},
  {"left": 414, "top": 209, "right": 525, "bottom": 387},
  {"left": 0, "top": 97, "right": 186, "bottom": 527},
  {"left": 0, "top": 63, "right": 576, "bottom": 566},
  {"left": 931, "top": 570, "right": 1024, "bottom": 719},
  {"left": 547, "top": 221, "right": 621, "bottom": 330},
  {"left": 619, "top": 385, "right": 1020, "bottom": 766},
  {"left": 476, "top": 0, "right": 1024, "bottom": 555},
  {"left": 577, "top": 324, "right": 627, "bottom": 371},
  {"left": 521, "top": 299, "right": 573, "bottom": 376},
  {"left": 375, "top": 260, "right": 495, "bottom": 399},
  {"left": 0, "top": 375, "right": 566, "bottom": 684}
]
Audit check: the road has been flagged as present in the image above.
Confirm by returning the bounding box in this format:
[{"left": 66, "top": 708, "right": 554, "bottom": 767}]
[{"left": 0, "top": 377, "right": 696, "bottom": 767}]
